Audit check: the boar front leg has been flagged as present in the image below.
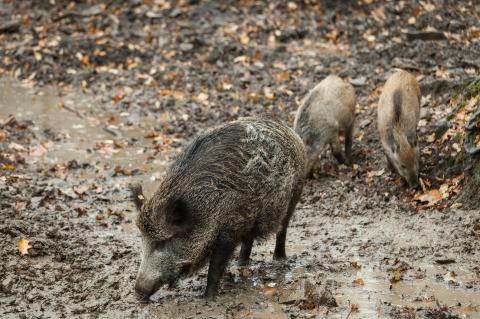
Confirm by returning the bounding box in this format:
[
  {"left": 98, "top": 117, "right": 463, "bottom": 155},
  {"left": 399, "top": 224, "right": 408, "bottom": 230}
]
[
  {"left": 238, "top": 236, "right": 254, "bottom": 266},
  {"left": 204, "top": 234, "right": 236, "bottom": 299}
]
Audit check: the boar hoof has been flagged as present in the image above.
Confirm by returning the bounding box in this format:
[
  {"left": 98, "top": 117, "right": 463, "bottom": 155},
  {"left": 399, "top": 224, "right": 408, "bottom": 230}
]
[
  {"left": 237, "top": 259, "right": 250, "bottom": 266},
  {"left": 134, "top": 292, "right": 151, "bottom": 303},
  {"left": 203, "top": 290, "right": 217, "bottom": 300},
  {"left": 273, "top": 252, "right": 287, "bottom": 261},
  {"left": 307, "top": 169, "right": 315, "bottom": 179}
]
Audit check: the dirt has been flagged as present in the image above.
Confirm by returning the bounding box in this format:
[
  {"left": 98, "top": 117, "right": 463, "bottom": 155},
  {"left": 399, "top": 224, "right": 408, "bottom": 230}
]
[{"left": 0, "top": 1, "right": 479, "bottom": 318}]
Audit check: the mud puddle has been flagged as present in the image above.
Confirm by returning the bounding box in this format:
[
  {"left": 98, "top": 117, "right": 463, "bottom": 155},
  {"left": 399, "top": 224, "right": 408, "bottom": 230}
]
[
  {"left": 0, "top": 78, "right": 177, "bottom": 190},
  {"left": 336, "top": 261, "right": 480, "bottom": 318}
]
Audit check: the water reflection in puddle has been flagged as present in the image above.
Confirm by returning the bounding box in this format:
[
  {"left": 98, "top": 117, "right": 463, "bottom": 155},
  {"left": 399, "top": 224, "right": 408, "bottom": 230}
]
[
  {"left": 332, "top": 261, "right": 479, "bottom": 318},
  {"left": 0, "top": 78, "right": 177, "bottom": 190}
]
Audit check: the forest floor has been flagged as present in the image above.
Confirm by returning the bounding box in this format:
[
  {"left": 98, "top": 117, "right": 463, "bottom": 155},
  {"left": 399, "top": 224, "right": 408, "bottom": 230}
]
[{"left": 0, "top": 1, "right": 479, "bottom": 318}]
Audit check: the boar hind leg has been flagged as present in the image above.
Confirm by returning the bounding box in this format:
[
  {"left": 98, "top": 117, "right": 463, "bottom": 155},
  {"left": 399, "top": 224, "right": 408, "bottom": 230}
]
[
  {"left": 204, "top": 235, "right": 236, "bottom": 299},
  {"left": 238, "top": 236, "right": 254, "bottom": 266},
  {"left": 344, "top": 125, "right": 353, "bottom": 165},
  {"left": 274, "top": 186, "right": 302, "bottom": 260},
  {"left": 331, "top": 136, "right": 347, "bottom": 164}
]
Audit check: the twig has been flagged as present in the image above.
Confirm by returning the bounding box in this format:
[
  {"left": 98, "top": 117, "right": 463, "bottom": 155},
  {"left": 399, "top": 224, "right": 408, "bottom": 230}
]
[
  {"left": 60, "top": 103, "right": 85, "bottom": 119},
  {"left": 404, "top": 31, "right": 446, "bottom": 41}
]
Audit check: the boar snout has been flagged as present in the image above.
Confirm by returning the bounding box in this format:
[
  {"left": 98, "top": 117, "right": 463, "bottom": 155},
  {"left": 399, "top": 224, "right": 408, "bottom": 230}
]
[
  {"left": 134, "top": 273, "right": 161, "bottom": 302},
  {"left": 407, "top": 174, "right": 420, "bottom": 188}
]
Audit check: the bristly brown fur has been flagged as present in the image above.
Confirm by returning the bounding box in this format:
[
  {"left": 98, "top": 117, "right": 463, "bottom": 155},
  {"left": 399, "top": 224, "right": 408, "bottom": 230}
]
[
  {"left": 293, "top": 75, "right": 356, "bottom": 169},
  {"left": 377, "top": 70, "right": 421, "bottom": 187},
  {"left": 134, "top": 117, "right": 307, "bottom": 298}
]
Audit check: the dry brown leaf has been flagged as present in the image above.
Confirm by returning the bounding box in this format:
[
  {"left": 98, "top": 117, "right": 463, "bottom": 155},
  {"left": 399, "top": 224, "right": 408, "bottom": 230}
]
[
  {"left": 353, "top": 278, "right": 365, "bottom": 286},
  {"left": 239, "top": 33, "right": 249, "bottom": 45},
  {"left": 350, "top": 303, "right": 359, "bottom": 312},
  {"left": 425, "top": 133, "right": 436, "bottom": 143},
  {"left": 74, "top": 184, "right": 89, "bottom": 195},
  {"left": 1, "top": 164, "right": 15, "bottom": 171},
  {"left": 114, "top": 166, "right": 132, "bottom": 176},
  {"left": 273, "top": 70, "right": 290, "bottom": 81},
  {"left": 415, "top": 189, "right": 442, "bottom": 206},
  {"left": 367, "top": 169, "right": 385, "bottom": 178},
  {"left": 390, "top": 275, "right": 402, "bottom": 283},
  {"left": 468, "top": 30, "right": 480, "bottom": 40},
  {"left": 264, "top": 286, "right": 277, "bottom": 296},
  {"left": 18, "top": 239, "right": 31, "bottom": 255}
]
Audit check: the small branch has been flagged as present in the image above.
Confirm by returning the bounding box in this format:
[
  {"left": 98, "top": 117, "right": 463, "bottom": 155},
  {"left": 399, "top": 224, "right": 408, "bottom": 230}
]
[
  {"left": 404, "top": 31, "right": 446, "bottom": 41},
  {"left": 60, "top": 103, "right": 85, "bottom": 119}
]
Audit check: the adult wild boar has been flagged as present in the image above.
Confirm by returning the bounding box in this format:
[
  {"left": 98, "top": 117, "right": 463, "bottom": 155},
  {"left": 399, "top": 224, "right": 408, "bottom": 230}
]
[
  {"left": 131, "top": 117, "right": 307, "bottom": 300},
  {"left": 378, "top": 70, "right": 421, "bottom": 187},
  {"left": 293, "top": 75, "right": 356, "bottom": 173}
]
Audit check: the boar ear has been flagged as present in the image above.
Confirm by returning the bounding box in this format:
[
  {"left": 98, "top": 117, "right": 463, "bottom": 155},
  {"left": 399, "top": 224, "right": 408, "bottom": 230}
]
[
  {"left": 129, "top": 184, "right": 145, "bottom": 211},
  {"left": 165, "top": 198, "right": 193, "bottom": 234}
]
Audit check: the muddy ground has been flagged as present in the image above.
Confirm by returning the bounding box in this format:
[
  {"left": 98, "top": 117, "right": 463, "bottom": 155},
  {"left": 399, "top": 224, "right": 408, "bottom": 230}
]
[{"left": 0, "top": 1, "right": 479, "bottom": 318}]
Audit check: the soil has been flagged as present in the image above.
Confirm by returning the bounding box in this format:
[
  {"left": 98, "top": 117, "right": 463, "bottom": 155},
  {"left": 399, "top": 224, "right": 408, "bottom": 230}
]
[{"left": 0, "top": 1, "right": 479, "bottom": 318}]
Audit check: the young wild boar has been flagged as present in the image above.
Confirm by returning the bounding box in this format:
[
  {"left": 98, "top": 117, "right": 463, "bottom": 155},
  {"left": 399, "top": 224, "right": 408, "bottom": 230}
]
[
  {"left": 293, "top": 75, "right": 356, "bottom": 173},
  {"left": 131, "top": 117, "right": 306, "bottom": 300},
  {"left": 377, "top": 70, "right": 421, "bottom": 187}
]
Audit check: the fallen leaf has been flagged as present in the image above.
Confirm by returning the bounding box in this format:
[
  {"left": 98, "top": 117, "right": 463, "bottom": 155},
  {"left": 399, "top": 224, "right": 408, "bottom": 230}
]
[
  {"left": 390, "top": 275, "right": 402, "bottom": 283},
  {"left": 114, "top": 166, "right": 132, "bottom": 176},
  {"left": 350, "top": 303, "right": 359, "bottom": 312},
  {"left": 425, "top": 133, "right": 436, "bottom": 143},
  {"left": 29, "top": 144, "right": 48, "bottom": 157},
  {"left": 112, "top": 95, "right": 122, "bottom": 103},
  {"left": 18, "top": 239, "right": 31, "bottom": 255},
  {"left": 414, "top": 189, "right": 442, "bottom": 207},
  {"left": 273, "top": 70, "right": 290, "bottom": 81},
  {"left": 443, "top": 271, "right": 457, "bottom": 283},
  {"left": 367, "top": 169, "right": 385, "bottom": 178},
  {"left": 264, "top": 286, "right": 277, "bottom": 296},
  {"left": 144, "top": 131, "right": 160, "bottom": 139},
  {"left": 13, "top": 201, "right": 27, "bottom": 211},
  {"left": 239, "top": 33, "right": 249, "bottom": 45},
  {"left": 450, "top": 202, "right": 463, "bottom": 209},
  {"left": 353, "top": 278, "right": 365, "bottom": 286},
  {"left": 1, "top": 164, "right": 15, "bottom": 171},
  {"left": 74, "top": 184, "right": 89, "bottom": 195}
]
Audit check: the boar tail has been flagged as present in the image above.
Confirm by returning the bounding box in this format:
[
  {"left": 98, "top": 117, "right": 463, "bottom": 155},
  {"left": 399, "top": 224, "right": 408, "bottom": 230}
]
[{"left": 129, "top": 183, "right": 145, "bottom": 211}]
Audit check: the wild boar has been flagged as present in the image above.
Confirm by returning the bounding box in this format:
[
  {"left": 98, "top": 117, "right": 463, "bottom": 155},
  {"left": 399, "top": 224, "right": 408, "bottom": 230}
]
[
  {"left": 377, "top": 70, "right": 421, "bottom": 187},
  {"left": 293, "top": 75, "right": 356, "bottom": 173},
  {"left": 131, "top": 117, "right": 307, "bottom": 300}
]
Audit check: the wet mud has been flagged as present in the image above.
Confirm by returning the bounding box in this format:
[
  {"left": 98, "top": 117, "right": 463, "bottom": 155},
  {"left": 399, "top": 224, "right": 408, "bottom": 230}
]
[{"left": 0, "top": 1, "right": 479, "bottom": 318}]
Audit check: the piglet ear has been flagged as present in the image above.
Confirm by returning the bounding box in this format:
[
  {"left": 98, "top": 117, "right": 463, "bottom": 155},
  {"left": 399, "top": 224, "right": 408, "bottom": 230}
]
[
  {"left": 129, "top": 184, "right": 145, "bottom": 211},
  {"left": 165, "top": 198, "right": 193, "bottom": 234}
]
